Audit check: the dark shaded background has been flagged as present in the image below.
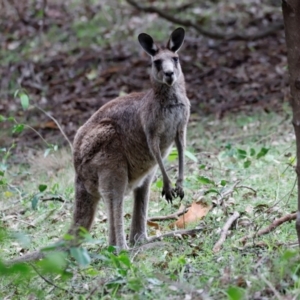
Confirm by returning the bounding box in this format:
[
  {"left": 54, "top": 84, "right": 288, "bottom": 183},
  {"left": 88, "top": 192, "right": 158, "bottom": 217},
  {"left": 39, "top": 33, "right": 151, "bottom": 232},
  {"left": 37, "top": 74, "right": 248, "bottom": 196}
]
[{"left": 0, "top": 0, "right": 288, "bottom": 147}]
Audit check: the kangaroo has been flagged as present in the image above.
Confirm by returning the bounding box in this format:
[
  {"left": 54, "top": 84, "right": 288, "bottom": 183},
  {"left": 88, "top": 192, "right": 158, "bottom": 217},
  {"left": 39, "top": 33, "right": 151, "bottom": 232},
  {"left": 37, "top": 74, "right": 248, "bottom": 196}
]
[{"left": 9, "top": 27, "right": 190, "bottom": 262}]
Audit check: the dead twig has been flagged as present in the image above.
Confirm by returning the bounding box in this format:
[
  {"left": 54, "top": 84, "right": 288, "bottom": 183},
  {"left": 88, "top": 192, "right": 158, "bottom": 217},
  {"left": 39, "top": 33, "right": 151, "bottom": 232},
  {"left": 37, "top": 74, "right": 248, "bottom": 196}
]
[
  {"left": 126, "top": 0, "right": 283, "bottom": 41},
  {"left": 147, "top": 228, "right": 201, "bottom": 243},
  {"left": 240, "top": 240, "right": 285, "bottom": 250},
  {"left": 235, "top": 185, "right": 257, "bottom": 196},
  {"left": 259, "top": 275, "right": 283, "bottom": 300},
  {"left": 147, "top": 206, "right": 187, "bottom": 221},
  {"left": 214, "top": 180, "right": 241, "bottom": 206},
  {"left": 213, "top": 211, "right": 240, "bottom": 253},
  {"left": 130, "top": 241, "right": 168, "bottom": 261},
  {"left": 29, "top": 262, "right": 71, "bottom": 294},
  {"left": 238, "top": 212, "right": 297, "bottom": 244},
  {"left": 41, "top": 196, "right": 66, "bottom": 203},
  {"left": 14, "top": 218, "right": 36, "bottom": 228},
  {"left": 35, "top": 105, "right": 73, "bottom": 152}
]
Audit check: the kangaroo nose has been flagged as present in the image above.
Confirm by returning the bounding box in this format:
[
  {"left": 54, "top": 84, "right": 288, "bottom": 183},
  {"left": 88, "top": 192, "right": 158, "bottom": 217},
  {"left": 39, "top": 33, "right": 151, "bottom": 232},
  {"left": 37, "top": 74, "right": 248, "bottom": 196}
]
[{"left": 164, "top": 71, "right": 174, "bottom": 77}]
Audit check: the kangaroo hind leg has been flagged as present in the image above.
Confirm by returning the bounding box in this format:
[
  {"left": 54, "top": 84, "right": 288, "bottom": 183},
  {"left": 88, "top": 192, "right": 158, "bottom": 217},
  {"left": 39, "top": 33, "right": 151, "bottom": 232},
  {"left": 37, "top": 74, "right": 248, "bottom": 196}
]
[
  {"left": 99, "top": 168, "right": 128, "bottom": 251},
  {"left": 129, "top": 169, "right": 156, "bottom": 246},
  {"left": 68, "top": 175, "right": 100, "bottom": 243}
]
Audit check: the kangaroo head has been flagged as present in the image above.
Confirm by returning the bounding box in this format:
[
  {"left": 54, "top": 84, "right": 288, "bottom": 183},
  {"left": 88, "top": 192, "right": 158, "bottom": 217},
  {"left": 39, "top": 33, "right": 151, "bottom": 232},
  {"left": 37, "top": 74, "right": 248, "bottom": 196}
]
[{"left": 138, "top": 27, "right": 185, "bottom": 87}]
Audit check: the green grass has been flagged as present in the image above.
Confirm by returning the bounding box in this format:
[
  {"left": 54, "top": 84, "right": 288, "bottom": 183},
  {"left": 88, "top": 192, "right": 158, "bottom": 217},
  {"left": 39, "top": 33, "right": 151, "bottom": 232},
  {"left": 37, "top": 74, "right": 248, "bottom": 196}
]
[{"left": 0, "top": 107, "right": 300, "bottom": 299}]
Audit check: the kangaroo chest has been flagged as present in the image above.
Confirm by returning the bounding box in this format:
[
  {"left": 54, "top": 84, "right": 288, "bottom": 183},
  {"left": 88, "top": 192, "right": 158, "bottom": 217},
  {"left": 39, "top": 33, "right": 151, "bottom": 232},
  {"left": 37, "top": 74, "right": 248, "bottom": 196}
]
[{"left": 159, "top": 102, "right": 187, "bottom": 151}]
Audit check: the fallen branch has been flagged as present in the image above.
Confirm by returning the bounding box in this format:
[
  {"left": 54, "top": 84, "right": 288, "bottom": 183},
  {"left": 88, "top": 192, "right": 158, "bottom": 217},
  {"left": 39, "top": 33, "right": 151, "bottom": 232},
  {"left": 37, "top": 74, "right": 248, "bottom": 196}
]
[
  {"left": 130, "top": 241, "right": 168, "bottom": 260},
  {"left": 213, "top": 211, "right": 240, "bottom": 253},
  {"left": 147, "top": 228, "right": 201, "bottom": 243},
  {"left": 127, "top": 0, "right": 283, "bottom": 41},
  {"left": 41, "top": 196, "right": 66, "bottom": 203},
  {"left": 238, "top": 212, "right": 297, "bottom": 244},
  {"left": 240, "top": 240, "right": 286, "bottom": 250},
  {"left": 147, "top": 206, "right": 187, "bottom": 221},
  {"left": 8, "top": 250, "right": 45, "bottom": 264}
]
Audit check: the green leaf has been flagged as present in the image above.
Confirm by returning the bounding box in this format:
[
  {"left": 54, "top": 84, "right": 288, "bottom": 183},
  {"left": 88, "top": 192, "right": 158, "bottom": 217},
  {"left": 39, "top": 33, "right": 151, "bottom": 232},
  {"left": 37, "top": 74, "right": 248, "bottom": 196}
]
[
  {"left": 14, "top": 89, "right": 20, "bottom": 98},
  {"left": 86, "top": 267, "right": 99, "bottom": 276},
  {"left": 243, "top": 160, "right": 251, "bottom": 168},
  {"left": 0, "top": 171, "right": 4, "bottom": 176},
  {"left": 37, "top": 252, "right": 67, "bottom": 274},
  {"left": 281, "top": 249, "right": 297, "bottom": 261},
  {"left": 155, "top": 179, "right": 163, "bottom": 188},
  {"left": 11, "top": 232, "right": 30, "bottom": 247},
  {"left": 12, "top": 124, "right": 24, "bottom": 134},
  {"left": 31, "top": 194, "right": 39, "bottom": 210},
  {"left": 20, "top": 93, "right": 29, "bottom": 110},
  {"left": 38, "top": 184, "right": 47, "bottom": 192},
  {"left": 70, "top": 247, "right": 91, "bottom": 266},
  {"left": 168, "top": 148, "right": 178, "bottom": 162},
  {"left": 62, "top": 233, "right": 75, "bottom": 241},
  {"left": 128, "top": 278, "right": 143, "bottom": 292},
  {"left": 107, "top": 245, "right": 116, "bottom": 253},
  {"left": 0, "top": 115, "right": 6, "bottom": 122},
  {"left": 226, "top": 286, "right": 245, "bottom": 300},
  {"left": 117, "top": 252, "right": 131, "bottom": 268},
  {"left": 44, "top": 148, "right": 51, "bottom": 157},
  {"left": 220, "top": 180, "right": 227, "bottom": 186},
  {"left": 204, "top": 188, "right": 220, "bottom": 196},
  {"left": 105, "top": 277, "right": 126, "bottom": 289},
  {"left": 197, "top": 176, "right": 214, "bottom": 185},
  {"left": 0, "top": 260, "right": 32, "bottom": 277},
  {"left": 236, "top": 149, "right": 247, "bottom": 159},
  {"left": 225, "top": 143, "right": 231, "bottom": 150},
  {"left": 184, "top": 150, "right": 197, "bottom": 162},
  {"left": 250, "top": 148, "right": 256, "bottom": 156},
  {"left": 0, "top": 163, "right": 7, "bottom": 172},
  {"left": 256, "top": 147, "right": 269, "bottom": 159}
]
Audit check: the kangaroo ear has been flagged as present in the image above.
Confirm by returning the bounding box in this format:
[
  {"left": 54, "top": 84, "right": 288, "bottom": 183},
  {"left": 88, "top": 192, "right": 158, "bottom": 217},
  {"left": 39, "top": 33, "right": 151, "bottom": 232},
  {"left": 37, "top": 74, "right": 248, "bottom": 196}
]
[
  {"left": 138, "top": 33, "right": 158, "bottom": 57},
  {"left": 167, "top": 27, "right": 185, "bottom": 53}
]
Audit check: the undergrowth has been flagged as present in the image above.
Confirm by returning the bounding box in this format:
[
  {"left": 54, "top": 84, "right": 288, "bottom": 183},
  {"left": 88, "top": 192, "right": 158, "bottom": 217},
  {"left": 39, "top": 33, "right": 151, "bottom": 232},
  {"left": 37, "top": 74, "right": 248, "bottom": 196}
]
[{"left": 0, "top": 101, "right": 299, "bottom": 299}]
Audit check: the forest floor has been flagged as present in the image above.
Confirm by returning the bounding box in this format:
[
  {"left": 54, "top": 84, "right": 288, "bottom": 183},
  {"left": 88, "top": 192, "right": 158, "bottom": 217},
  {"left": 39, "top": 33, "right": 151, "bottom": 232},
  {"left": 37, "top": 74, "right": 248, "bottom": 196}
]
[{"left": 1, "top": 109, "right": 299, "bottom": 299}]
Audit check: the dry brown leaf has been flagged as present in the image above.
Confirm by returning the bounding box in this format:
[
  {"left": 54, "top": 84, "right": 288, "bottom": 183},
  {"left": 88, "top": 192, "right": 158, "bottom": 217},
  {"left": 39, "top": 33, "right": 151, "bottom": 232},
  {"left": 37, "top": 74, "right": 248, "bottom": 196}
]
[
  {"left": 100, "top": 66, "right": 124, "bottom": 79},
  {"left": 171, "top": 201, "right": 211, "bottom": 229},
  {"left": 147, "top": 220, "right": 162, "bottom": 230},
  {"left": 34, "top": 121, "right": 58, "bottom": 130}
]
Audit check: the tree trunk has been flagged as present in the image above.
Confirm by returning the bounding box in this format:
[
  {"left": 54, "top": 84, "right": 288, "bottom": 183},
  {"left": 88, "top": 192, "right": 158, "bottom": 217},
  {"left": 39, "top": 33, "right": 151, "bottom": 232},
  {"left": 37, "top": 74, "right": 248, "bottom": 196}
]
[{"left": 282, "top": 0, "right": 300, "bottom": 246}]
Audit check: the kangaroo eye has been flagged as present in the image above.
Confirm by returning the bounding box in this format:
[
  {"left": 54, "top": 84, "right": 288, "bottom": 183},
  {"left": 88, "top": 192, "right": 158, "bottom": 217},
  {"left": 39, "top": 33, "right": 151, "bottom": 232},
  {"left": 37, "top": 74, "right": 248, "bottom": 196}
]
[
  {"left": 172, "top": 57, "right": 179, "bottom": 63},
  {"left": 153, "top": 59, "right": 162, "bottom": 70}
]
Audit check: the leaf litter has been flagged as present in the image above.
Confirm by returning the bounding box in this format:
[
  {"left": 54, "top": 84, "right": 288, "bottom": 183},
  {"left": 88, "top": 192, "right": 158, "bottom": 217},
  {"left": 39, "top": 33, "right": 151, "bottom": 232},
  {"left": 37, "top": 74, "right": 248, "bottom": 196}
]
[{"left": 0, "top": 0, "right": 289, "bottom": 151}]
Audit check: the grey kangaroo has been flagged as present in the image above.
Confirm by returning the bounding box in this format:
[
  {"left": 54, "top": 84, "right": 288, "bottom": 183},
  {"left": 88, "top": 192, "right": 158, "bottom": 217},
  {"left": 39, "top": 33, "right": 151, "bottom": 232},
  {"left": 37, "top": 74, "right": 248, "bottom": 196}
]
[{"left": 10, "top": 27, "right": 190, "bottom": 262}]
